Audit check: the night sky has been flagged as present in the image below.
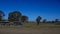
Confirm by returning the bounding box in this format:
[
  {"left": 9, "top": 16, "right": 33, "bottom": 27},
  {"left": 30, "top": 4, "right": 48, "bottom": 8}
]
[{"left": 0, "top": 0, "right": 60, "bottom": 21}]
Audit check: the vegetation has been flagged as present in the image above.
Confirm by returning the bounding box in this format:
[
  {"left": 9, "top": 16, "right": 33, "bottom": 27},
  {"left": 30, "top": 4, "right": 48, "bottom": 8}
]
[
  {"left": 21, "top": 16, "right": 28, "bottom": 23},
  {"left": 8, "top": 11, "right": 22, "bottom": 22},
  {"left": 0, "top": 10, "right": 60, "bottom": 28},
  {"left": 0, "top": 10, "right": 5, "bottom": 21},
  {"left": 42, "top": 19, "right": 47, "bottom": 23},
  {"left": 55, "top": 19, "right": 59, "bottom": 23},
  {"left": 36, "top": 16, "right": 42, "bottom": 25}
]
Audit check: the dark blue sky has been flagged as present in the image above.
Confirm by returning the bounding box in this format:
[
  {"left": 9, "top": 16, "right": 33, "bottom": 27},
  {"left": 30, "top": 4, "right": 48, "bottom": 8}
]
[{"left": 0, "top": 0, "right": 60, "bottom": 21}]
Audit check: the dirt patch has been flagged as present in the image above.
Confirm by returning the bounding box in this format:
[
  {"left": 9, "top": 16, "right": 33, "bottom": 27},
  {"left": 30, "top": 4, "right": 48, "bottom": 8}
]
[{"left": 0, "top": 27, "right": 60, "bottom": 34}]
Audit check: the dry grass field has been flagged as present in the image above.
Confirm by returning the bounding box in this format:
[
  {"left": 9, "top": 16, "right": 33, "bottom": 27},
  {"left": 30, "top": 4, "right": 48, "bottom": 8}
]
[{"left": 0, "top": 23, "right": 60, "bottom": 34}]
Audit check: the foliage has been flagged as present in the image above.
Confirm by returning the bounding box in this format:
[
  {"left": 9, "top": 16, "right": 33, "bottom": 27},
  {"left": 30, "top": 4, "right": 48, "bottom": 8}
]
[
  {"left": 36, "top": 16, "right": 42, "bottom": 25},
  {"left": 0, "top": 10, "right": 5, "bottom": 21},
  {"left": 36, "top": 16, "right": 42, "bottom": 22},
  {"left": 55, "top": 19, "right": 59, "bottom": 23},
  {"left": 21, "top": 16, "right": 28, "bottom": 23},
  {"left": 42, "top": 19, "right": 46, "bottom": 23},
  {"left": 8, "top": 11, "right": 22, "bottom": 22},
  {"left": 55, "top": 22, "right": 60, "bottom": 25}
]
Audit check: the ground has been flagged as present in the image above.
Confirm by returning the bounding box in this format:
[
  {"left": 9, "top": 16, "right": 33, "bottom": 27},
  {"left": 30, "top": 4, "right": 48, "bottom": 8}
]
[
  {"left": 0, "top": 27, "right": 60, "bottom": 34},
  {"left": 0, "top": 23, "right": 60, "bottom": 34}
]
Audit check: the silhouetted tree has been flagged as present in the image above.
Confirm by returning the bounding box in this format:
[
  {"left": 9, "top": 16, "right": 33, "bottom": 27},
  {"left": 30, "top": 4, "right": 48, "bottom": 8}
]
[
  {"left": 42, "top": 19, "right": 46, "bottom": 23},
  {"left": 36, "top": 16, "right": 42, "bottom": 25},
  {"left": 8, "top": 11, "right": 22, "bottom": 22},
  {"left": 51, "top": 21, "right": 55, "bottom": 23},
  {"left": 8, "top": 12, "right": 13, "bottom": 22},
  {"left": 21, "top": 16, "right": 28, "bottom": 23},
  {"left": 55, "top": 19, "right": 59, "bottom": 23},
  {"left": 0, "top": 10, "right": 5, "bottom": 21}
]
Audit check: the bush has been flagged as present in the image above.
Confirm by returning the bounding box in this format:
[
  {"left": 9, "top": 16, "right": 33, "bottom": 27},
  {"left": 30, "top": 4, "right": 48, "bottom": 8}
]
[{"left": 56, "top": 22, "right": 60, "bottom": 25}]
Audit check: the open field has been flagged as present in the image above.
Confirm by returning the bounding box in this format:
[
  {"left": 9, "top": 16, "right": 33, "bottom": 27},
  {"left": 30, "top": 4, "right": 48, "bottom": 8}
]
[
  {"left": 0, "top": 27, "right": 60, "bottom": 34},
  {"left": 0, "top": 23, "right": 60, "bottom": 34}
]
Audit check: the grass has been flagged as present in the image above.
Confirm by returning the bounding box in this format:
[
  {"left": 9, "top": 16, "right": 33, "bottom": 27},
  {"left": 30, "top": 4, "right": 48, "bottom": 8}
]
[
  {"left": 0, "top": 23, "right": 60, "bottom": 28},
  {"left": 22, "top": 23, "right": 60, "bottom": 28},
  {"left": 55, "top": 23, "right": 60, "bottom": 25}
]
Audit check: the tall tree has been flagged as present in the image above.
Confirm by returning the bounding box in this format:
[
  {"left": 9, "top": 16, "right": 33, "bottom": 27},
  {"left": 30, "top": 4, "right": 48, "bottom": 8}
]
[
  {"left": 36, "top": 16, "right": 42, "bottom": 25},
  {"left": 0, "top": 10, "right": 5, "bottom": 21},
  {"left": 8, "top": 12, "right": 13, "bottom": 21},
  {"left": 8, "top": 11, "right": 22, "bottom": 22},
  {"left": 21, "top": 16, "right": 28, "bottom": 23}
]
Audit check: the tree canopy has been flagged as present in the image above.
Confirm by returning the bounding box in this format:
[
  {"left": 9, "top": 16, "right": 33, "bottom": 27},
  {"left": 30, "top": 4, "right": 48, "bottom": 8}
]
[
  {"left": 0, "top": 10, "right": 5, "bottom": 21},
  {"left": 8, "top": 11, "right": 22, "bottom": 22},
  {"left": 21, "top": 16, "right": 28, "bottom": 23}
]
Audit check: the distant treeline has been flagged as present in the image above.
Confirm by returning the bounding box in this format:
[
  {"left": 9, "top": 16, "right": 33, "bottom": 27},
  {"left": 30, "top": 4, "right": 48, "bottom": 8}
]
[{"left": 0, "top": 10, "right": 60, "bottom": 24}]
